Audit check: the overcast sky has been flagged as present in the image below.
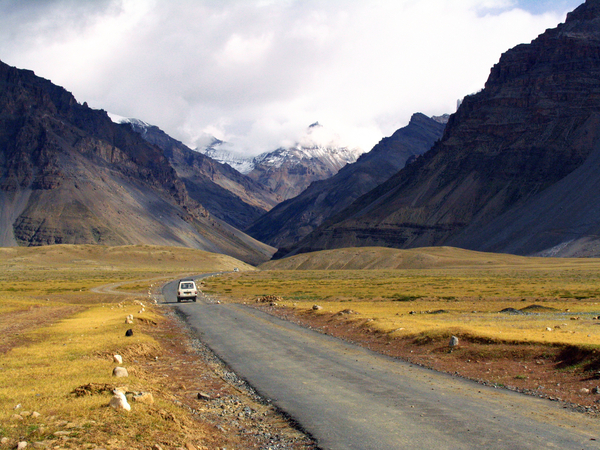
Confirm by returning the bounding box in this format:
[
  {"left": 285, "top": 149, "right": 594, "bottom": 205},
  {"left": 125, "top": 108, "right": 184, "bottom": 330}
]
[{"left": 0, "top": 0, "right": 584, "bottom": 155}]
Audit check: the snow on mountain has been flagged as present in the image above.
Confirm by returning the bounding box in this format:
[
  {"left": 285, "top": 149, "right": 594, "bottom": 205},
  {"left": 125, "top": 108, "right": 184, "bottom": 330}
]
[
  {"left": 198, "top": 122, "right": 365, "bottom": 177},
  {"left": 108, "top": 113, "right": 151, "bottom": 130},
  {"left": 199, "top": 140, "right": 256, "bottom": 174}
]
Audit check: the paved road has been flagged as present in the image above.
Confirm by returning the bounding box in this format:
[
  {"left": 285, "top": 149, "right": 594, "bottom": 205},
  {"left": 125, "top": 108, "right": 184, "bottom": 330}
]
[{"left": 164, "top": 276, "right": 600, "bottom": 450}]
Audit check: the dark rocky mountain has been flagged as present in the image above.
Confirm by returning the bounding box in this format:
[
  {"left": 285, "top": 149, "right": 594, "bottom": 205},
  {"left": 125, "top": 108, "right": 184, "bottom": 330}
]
[
  {"left": 0, "top": 60, "right": 274, "bottom": 264},
  {"left": 115, "top": 117, "right": 279, "bottom": 230},
  {"left": 286, "top": 0, "right": 600, "bottom": 258},
  {"left": 245, "top": 113, "right": 446, "bottom": 254}
]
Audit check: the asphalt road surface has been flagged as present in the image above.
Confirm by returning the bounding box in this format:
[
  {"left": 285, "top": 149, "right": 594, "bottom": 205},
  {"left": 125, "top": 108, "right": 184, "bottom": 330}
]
[{"left": 164, "top": 276, "right": 600, "bottom": 450}]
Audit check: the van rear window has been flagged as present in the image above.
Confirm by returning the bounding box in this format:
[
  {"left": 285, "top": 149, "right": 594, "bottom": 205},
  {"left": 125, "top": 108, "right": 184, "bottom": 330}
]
[{"left": 180, "top": 282, "right": 194, "bottom": 289}]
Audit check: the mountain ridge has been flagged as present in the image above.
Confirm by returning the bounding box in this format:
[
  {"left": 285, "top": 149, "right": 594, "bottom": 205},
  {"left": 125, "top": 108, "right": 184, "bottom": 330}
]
[
  {"left": 0, "top": 60, "right": 274, "bottom": 264},
  {"left": 285, "top": 0, "right": 600, "bottom": 258},
  {"left": 245, "top": 113, "right": 446, "bottom": 254}
]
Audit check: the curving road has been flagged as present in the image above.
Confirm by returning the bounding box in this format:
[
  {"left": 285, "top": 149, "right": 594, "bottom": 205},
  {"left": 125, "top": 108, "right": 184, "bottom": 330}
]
[{"left": 164, "top": 276, "right": 600, "bottom": 450}]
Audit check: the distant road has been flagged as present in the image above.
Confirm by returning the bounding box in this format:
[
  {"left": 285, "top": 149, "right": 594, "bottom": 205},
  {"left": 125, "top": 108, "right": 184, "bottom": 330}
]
[{"left": 165, "top": 275, "right": 599, "bottom": 450}]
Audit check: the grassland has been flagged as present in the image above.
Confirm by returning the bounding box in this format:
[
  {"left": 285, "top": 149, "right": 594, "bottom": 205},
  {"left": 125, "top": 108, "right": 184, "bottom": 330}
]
[
  {"left": 204, "top": 246, "right": 600, "bottom": 409},
  {"left": 0, "top": 244, "right": 314, "bottom": 450}
]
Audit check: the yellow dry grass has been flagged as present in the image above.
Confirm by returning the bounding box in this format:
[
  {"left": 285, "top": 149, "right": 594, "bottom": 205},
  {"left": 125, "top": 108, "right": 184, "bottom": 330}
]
[
  {"left": 207, "top": 247, "right": 600, "bottom": 347},
  {"left": 0, "top": 244, "right": 253, "bottom": 446}
]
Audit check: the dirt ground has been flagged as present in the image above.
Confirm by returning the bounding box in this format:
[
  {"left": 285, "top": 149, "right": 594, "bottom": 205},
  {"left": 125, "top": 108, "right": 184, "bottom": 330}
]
[{"left": 251, "top": 303, "right": 600, "bottom": 417}]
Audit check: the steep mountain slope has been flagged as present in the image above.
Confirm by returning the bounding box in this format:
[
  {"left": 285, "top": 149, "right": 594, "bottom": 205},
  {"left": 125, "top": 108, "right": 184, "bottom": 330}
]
[
  {"left": 199, "top": 123, "right": 365, "bottom": 201},
  {"left": 245, "top": 113, "right": 445, "bottom": 254},
  {"left": 111, "top": 116, "right": 279, "bottom": 229},
  {"left": 0, "top": 60, "right": 274, "bottom": 264},
  {"left": 246, "top": 143, "right": 364, "bottom": 201},
  {"left": 288, "top": 0, "right": 600, "bottom": 257}
]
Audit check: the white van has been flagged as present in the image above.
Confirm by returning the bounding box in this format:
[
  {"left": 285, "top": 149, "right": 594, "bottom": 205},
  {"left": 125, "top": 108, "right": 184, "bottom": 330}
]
[{"left": 177, "top": 279, "right": 198, "bottom": 302}]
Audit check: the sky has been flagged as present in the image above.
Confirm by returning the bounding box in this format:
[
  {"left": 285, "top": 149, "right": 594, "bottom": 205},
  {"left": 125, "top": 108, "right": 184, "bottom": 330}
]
[{"left": 0, "top": 0, "right": 585, "bottom": 155}]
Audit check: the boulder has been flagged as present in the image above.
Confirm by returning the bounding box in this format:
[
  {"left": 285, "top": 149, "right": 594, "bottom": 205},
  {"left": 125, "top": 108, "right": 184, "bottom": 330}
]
[
  {"left": 109, "top": 390, "right": 131, "bottom": 411},
  {"left": 125, "top": 329, "right": 133, "bottom": 337},
  {"left": 113, "top": 354, "right": 123, "bottom": 364},
  {"left": 112, "top": 367, "right": 129, "bottom": 378},
  {"left": 132, "top": 392, "right": 154, "bottom": 405},
  {"left": 449, "top": 336, "right": 459, "bottom": 350}
]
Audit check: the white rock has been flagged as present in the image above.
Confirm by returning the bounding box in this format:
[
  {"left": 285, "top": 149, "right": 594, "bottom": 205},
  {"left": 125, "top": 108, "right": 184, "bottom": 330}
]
[
  {"left": 113, "top": 354, "right": 123, "bottom": 364},
  {"left": 109, "top": 390, "right": 131, "bottom": 411},
  {"left": 112, "top": 366, "right": 129, "bottom": 377},
  {"left": 312, "top": 305, "right": 323, "bottom": 311},
  {"left": 17, "top": 442, "right": 28, "bottom": 450},
  {"left": 449, "top": 335, "right": 459, "bottom": 348}
]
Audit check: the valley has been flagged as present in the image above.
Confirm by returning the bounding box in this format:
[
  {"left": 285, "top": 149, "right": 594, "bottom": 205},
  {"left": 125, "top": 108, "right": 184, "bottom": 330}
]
[{"left": 204, "top": 246, "right": 600, "bottom": 412}]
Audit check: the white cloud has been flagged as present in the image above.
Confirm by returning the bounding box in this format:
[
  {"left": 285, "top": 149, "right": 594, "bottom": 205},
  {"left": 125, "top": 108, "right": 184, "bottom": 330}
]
[{"left": 0, "top": 0, "right": 580, "bottom": 155}]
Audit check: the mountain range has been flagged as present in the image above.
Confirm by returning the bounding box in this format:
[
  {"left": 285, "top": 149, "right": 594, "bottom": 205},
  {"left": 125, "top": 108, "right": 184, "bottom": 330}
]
[
  {"left": 199, "top": 124, "right": 365, "bottom": 201},
  {"left": 245, "top": 113, "right": 446, "bottom": 255},
  {"left": 109, "top": 115, "right": 279, "bottom": 230},
  {"left": 285, "top": 0, "right": 600, "bottom": 258},
  {"left": 3, "top": 0, "right": 600, "bottom": 262},
  {"left": 0, "top": 60, "right": 273, "bottom": 264}
]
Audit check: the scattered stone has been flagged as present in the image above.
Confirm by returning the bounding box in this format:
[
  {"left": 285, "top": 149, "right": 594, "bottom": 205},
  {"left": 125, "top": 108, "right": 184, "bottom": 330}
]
[
  {"left": 125, "top": 315, "right": 134, "bottom": 324},
  {"left": 109, "top": 390, "right": 131, "bottom": 411},
  {"left": 125, "top": 329, "right": 134, "bottom": 337},
  {"left": 31, "top": 411, "right": 41, "bottom": 419},
  {"left": 545, "top": 327, "right": 552, "bottom": 332},
  {"left": 580, "top": 388, "right": 590, "bottom": 394},
  {"left": 113, "top": 354, "right": 123, "bottom": 364},
  {"left": 132, "top": 392, "right": 154, "bottom": 405},
  {"left": 570, "top": 316, "right": 581, "bottom": 321},
  {"left": 257, "top": 295, "right": 282, "bottom": 303},
  {"left": 197, "top": 392, "right": 212, "bottom": 401},
  {"left": 112, "top": 367, "right": 129, "bottom": 378},
  {"left": 592, "top": 387, "right": 600, "bottom": 394},
  {"left": 0, "top": 437, "right": 8, "bottom": 445},
  {"left": 17, "top": 442, "right": 28, "bottom": 450},
  {"left": 449, "top": 335, "right": 459, "bottom": 350},
  {"left": 336, "top": 309, "right": 357, "bottom": 316},
  {"left": 11, "top": 414, "right": 24, "bottom": 420},
  {"left": 312, "top": 305, "right": 323, "bottom": 311}
]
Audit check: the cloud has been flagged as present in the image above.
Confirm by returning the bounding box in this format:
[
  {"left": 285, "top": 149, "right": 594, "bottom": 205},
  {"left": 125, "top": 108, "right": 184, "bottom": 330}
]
[{"left": 0, "top": 0, "right": 580, "bottom": 155}]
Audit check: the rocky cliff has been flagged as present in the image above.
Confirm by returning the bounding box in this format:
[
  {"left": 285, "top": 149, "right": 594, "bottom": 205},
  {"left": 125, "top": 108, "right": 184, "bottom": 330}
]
[
  {"left": 116, "top": 117, "right": 279, "bottom": 230},
  {"left": 287, "top": 0, "right": 600, "bottom": 257},
  {"left": 0, "top": 60, "right": 274, "bottom": 264},
  {"left": 245, "top": 113, "right": 445, "bottom": 254}
]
